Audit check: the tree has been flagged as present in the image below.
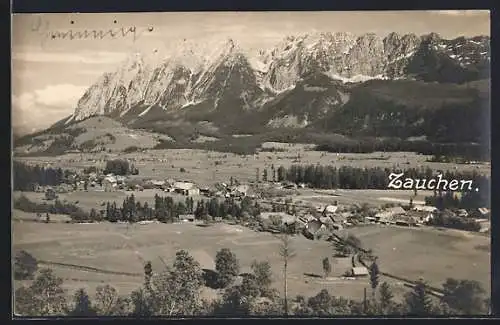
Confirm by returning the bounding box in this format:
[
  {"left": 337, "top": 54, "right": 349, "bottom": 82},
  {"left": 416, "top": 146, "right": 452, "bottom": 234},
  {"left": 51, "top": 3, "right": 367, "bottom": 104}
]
[
  {"left": 322, "top": 257, "right": 332, "bottom": 278},
  {"left": 94, "top": 284, "right": 130, "bottom": 316},
  {"left": 251, "top": 260, "right": 273, "bottom": 297},
  {"left": 278, "top": 234, "right": 296, "bottom": 315},
  {"left": 405, "top": 279, "right": 435, "bottom": 316},
  {"left": 146, "top": 250, "right": 204, "bottom": 316},
  {"left": 214, "top": 275, "right": 260, "bottom": 316},
  {"left": 130, "top": 288, "right": 154, "bottom": 317},
  {"left": 307, "top": 289, "right": 334, "bottom": 316},
  {"left": 369, "top": 260, "right": 380, "bottom": 299},
  {"left": 14, "top": 250, "right": 38, "bottom": 280},
  {"left": 379, "top": 282, "right": 394, "bottom": 312},
  {"left": 69, "top": 288, "right": 97, "bottom": 316},
  {"left": 144, "top": 261, "right": 153, "bottom": 291},
  {"left": 277, "top": 166, "right": 286, "bottom": 182},
  {"left": 441, "top": 278, "right": 487, "bottom": 315},
  {"left": 215, "top": 248, "right": 240, "bottom": 288},
  {"left": 14, "top": 268, "right": 67, "bottom": 316}
]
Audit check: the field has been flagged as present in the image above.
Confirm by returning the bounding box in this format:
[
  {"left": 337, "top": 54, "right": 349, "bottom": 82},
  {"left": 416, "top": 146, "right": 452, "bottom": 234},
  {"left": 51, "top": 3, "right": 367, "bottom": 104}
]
[
  {"left": 348, "top": 225, "right": 491, "bottom": 291},
  {"left": 13, "top": 220, "right": 490, "bottom": 303},
  {"left": 289, "top": 189, "right": 435, "bottom": 207},
  {"left": 15, "top": 146, "right": 490, "bottom": 188}
]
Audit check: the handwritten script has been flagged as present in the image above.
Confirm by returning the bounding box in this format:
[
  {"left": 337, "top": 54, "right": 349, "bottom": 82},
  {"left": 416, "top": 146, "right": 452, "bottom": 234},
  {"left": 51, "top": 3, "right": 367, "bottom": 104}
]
[{"left": 31, "top": 16, "right": 153, "bottom": 46}]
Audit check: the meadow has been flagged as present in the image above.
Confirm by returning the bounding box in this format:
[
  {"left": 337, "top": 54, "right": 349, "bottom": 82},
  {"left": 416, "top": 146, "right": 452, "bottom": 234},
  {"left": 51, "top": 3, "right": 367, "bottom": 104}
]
[{"left": 13, "top": 220, "right": 490, "bottom": 303}]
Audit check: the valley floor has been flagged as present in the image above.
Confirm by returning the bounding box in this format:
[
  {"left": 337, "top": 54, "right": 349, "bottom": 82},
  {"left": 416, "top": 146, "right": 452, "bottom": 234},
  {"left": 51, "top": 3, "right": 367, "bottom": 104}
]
[
  {"left": 14, "top": 147, "right": 490, "bottom": 188},
  {"left": 12, "top": 219, "right": 490, "bottom": 303}
]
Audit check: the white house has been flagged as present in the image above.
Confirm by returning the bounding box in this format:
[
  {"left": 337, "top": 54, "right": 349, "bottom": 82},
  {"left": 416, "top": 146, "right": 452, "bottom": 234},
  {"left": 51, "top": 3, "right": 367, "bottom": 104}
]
[
  {"left": 234, "top": 184, "right": 250, "bottom": 197},
  {"left": 413, "top": 205, "right": 438, "bottom": 213},
  {"left": 323, "top": 205, "right": 339, "bottom": 215},
  {"left": 103, "top": 176, "right": 117, "bottom": 192},
  {"left": 173, "top": 181, "right": 198, "bottom": 195}
]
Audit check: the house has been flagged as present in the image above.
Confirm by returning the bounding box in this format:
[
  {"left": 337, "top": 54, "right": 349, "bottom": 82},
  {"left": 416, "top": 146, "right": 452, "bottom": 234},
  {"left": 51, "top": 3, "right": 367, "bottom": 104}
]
[
  {"left": 407, "top": 211, "right": 433, "bottom": 224},
  {"left": 233, "top": 184, "right": 250, "bottom": 197},
  {"left": 116, "top": 175, "right": 127, "bottom": 184},
  {"left": 304, "top": 219, "right": 328, "bottom": 238},
  {"left": 103, "top": 176, "right": 117, "bottom": 192},
  {"left": 200, "top": 187, "right": 211, "bottom": 196},
  {"left": 45, "top": 188, "right": 57, "bottom": 200},
  {"left": 476, "top": 220, "right": 490, "bottom": 233},
  {"left": 478, "top": 208, "right": 491, "bottom": 217},
  {"left": 319, "top": 216, "right": 335, "bottom": 226},
  {"left": 179, "top": 214, "right": 196, "bottom": 222},
  {"left": 350, "top": 266, "right": 369, "bottom": 277},
  {"left": 413, "top": 205, "right": 438, "bottom": 213},
  {"left": 282, "top": 182, "right": 297, "bottom": 190},
  {"left": 394, "top": 215, "right": 418, "bottom": 227},
  {"left": 186, "top": 188, "right": 200, "bottom": 196},
  {"left": 375, "top": 206, "right": 406, "bottom": 222},
  {"left": 471, "top": 208, "right": 491, "bottom": 219},
  {"left": 151, "top": 180, "right": 166, "bottom": 189},
  {"left": 173, "top": 181, "right": 198, "bottom": 196},
  {"left": 323, "top": 205, "right": 339, "bottom": 215}
]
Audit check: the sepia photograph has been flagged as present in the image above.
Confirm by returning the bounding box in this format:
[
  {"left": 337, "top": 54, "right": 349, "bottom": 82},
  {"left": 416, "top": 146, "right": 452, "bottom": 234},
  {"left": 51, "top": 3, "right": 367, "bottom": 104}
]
[{"left": 12, "top": 10, "right": 491, "bottom": 317}]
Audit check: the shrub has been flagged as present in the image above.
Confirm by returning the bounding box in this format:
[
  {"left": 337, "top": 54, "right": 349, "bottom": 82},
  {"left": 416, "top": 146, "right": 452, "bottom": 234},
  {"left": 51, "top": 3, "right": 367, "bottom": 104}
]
[{"left": 14, "top": 250, "right": 38, "bottom": 280}]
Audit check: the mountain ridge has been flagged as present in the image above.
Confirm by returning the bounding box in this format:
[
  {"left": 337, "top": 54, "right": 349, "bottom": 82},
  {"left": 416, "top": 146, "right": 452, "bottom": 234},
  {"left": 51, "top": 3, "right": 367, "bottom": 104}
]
[
  {"left": 66, "top": 32, "right": 489, "bottom": 125},
  {"left": 14, "top": 32, "right": 490, "bottom": 157}
]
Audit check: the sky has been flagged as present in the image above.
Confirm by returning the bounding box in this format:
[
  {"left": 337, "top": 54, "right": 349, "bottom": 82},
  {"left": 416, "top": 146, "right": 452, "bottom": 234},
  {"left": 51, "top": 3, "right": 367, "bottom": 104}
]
[{"left": 11, "top": 10, "right": 490, "bottom": 134}]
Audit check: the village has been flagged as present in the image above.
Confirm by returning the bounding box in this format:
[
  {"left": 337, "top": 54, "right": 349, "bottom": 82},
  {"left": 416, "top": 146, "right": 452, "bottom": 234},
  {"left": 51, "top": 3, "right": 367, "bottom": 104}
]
[{"left": 34, "top": 162, "right": 492, "bottom": 239}]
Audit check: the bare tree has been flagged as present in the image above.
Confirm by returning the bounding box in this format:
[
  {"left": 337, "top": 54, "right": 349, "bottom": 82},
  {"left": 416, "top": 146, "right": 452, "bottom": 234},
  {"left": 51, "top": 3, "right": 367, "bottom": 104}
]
[{"left": 278, "top": 234, "right": 296, "bottom": 316}]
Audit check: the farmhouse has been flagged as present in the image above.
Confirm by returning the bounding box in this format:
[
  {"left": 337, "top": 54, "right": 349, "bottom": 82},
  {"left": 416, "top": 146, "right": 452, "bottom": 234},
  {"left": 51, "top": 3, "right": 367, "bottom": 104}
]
[
  {"left": 304, "top": 219, "right": 329, "bottom": 238},
  {"left": 103, "top": 176, "right": 117, "bottom": 192},
  {"left": 476, "top": 219, "right": 490, "bottom": 233},
  {"left": 375, "top": 206, "right": 405, "bottom": 223},
  {"left": 232, "top": 184, "right": 250, "bottom": 197},
  {"left": 350, "top": 266, "right": 369, "bottom": 277},
  {"left": 45, "top": 188, "right": 57, "bottom": 200},
  {"left": 469, "top": 207, "right": 491, "bottom": 219},
  {"left": 413, "top": 205, "right": 438, "bottom": 213},
  {"left": 200, "top": 187, "right": 211, "bottom": 196},
  {"left": 150, "top": 180, "right": 166, "bottom": 189},
  {"left": 173, "top": 181, "right": 199, "bottom": 196},
  {"left": 323, "top": 205, "right": 339, "bottom": 215},
  {"left": 394, "top": 215, "right": 418, "bottom": 227},
  {"left": 407, "top": 210, "right": 433, "bottom": 224}
]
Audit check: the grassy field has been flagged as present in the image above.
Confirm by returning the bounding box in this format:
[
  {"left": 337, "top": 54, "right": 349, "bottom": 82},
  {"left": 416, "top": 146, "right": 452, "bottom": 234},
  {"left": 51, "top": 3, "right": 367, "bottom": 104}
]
[
  {"left": 290, "top": 189, "right": 435, "bottom": 207},
  {"left": 13, "top": 221, "right": 405, "bottom": 302},
  {"left": 347, "top": 225, "right": 491, "bottom": 292},
  {"left": 14, "top": 147, "right": 490, "bottom": 187},
  {"left": 13, "top": 220, "right": 490, "bottom": 304}
]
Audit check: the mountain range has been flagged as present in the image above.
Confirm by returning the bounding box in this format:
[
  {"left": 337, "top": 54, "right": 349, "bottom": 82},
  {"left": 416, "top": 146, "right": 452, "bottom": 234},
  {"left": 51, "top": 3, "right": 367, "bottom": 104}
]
[{"left": 15, "top": 32, "right": 490, "bottom": 156}]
